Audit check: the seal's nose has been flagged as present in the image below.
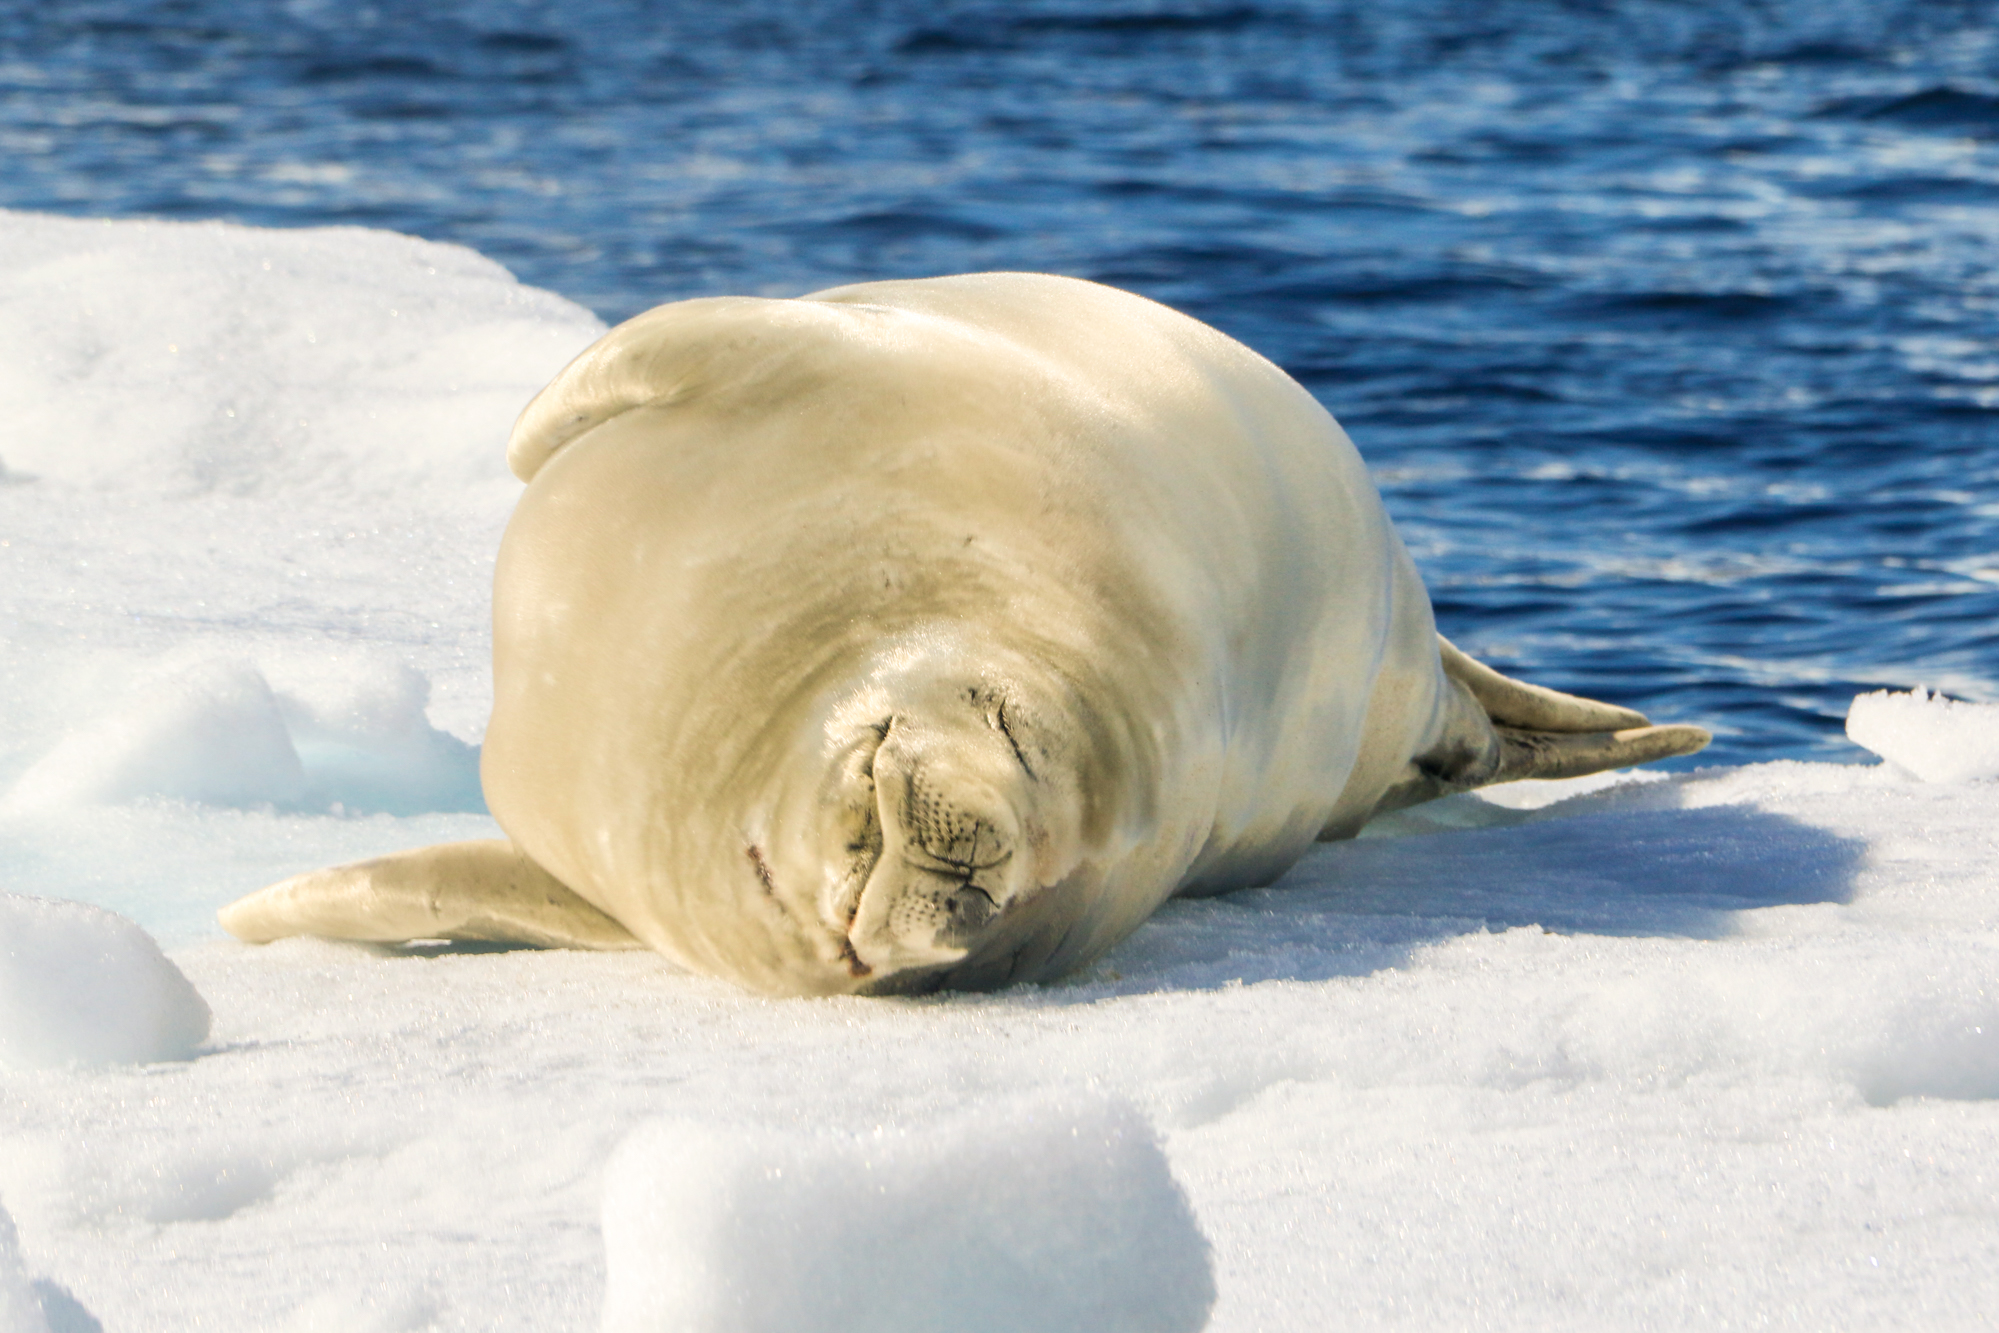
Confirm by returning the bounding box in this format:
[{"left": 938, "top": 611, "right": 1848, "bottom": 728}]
[{"left": 845, "top": 723, "right": 1028, "bottom": 976}]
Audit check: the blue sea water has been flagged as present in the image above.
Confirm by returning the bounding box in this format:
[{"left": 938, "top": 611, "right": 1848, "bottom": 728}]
[{"left": 4, "top": 0, "right": 1997, "bottom": 766}]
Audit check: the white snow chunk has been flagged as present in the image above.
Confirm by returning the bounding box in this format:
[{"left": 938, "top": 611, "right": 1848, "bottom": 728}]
[
  {"left": 600, "top": 1097, "right": 1215, "bottom": 1333},
  {"left": 1846, "top": 686, "right": 1999, "bottom": 783},
  {"left": 0, "top": 894, "right": 210, "bottom": 1069}
]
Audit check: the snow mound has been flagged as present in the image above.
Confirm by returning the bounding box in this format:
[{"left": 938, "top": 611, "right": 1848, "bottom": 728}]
[
  {"left": 0, "top": 1203, "right": 98, "bottom": 1333},
  {"left": 1, "top": 657, "right": 481, "bottom": 817},
  {"left": 600, "top": 1097, "right": 1215, "bottom": 1333},
  {"left": 1852, "top": 1000, "right": 1999, "bottom": 1105},
  {"left": 273, "top": 657, "right": 484, "bottom": 815},
  {"left": 1846, "top": 687, "right": 1999, "bottom": 783},
  {"left": 4, "top": 662, "right": 304, "bottom": 812},
  {"left": 273, "top": 1288, "right": 438, "bottom": 1333},
  {"left": 0, "top": 1203, "right": 43, "bottom": 1333},
  {"left": 0, "top": 895, "right": 210, "bottom": 1069},
  {"left": 0, "top": 210, "right": 603, "bottom": 499}
]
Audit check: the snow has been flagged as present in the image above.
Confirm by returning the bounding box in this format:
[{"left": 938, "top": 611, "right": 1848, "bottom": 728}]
[
  {"left": 0, "top": 1201, "right": 97, "bottom": 1333},
  {"left": 1, "top": 655, "right": 482, "bottom": 817},
  {"left": 600, "top": 1100, "right": 1213, "bottom": 1333},
  {"left": 1, "top": 209, "right": 1996, "bottom": 1330},
  {"left": 0, "top": 210, "right": 593, "bottom": 500},
  {"left": 0, "top": 1204, "right": 45, "bottom": 1333},
  {"left": 1848, "top": 687, "right": 1999, "bottom": 785},
  {"left": 0, "top": 894, "right": 209, "bottom": 1071}
]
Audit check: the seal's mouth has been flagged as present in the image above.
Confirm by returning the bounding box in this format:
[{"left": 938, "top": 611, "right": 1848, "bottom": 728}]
[{"left": 820, "top": 718, "right": 891, "bottom": 973}]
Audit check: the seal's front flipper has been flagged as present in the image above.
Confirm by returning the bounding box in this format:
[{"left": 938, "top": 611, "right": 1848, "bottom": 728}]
[
  {"left": 218, "top": 840, "right": 642, "bottom": 951},
  {"left": 1366, "top": 637, "right": 1710, "bottom": 819}
]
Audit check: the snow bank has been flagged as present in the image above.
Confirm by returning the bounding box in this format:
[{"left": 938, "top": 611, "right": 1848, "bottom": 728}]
[
  {"left": 0, "top": 895, "right": 209, "bottom": 1069},
  {"left": 0, "top": 210, "right": 603, "bottom": 500},
  {"left": 600, "top": 1098, "right": 1214, "bottom": 1333},
  {"left": 1, "top": 655, "right": 482, "bottom": 817},
  {"left": 1846, "top": 687, "right": 1999, "bottom": 783},
  {"left": 3, "top": 662, "right": 304, "bottom": 813}
]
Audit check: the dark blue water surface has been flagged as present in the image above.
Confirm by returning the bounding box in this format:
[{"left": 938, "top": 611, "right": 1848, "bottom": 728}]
[{"left": 6, "top": 0, "right": 1999, "bottom": 764}]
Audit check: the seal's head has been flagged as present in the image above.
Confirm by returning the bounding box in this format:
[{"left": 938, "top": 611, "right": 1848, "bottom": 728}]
[{"left": 756, "top": 636, "right": 1102, "bottom": 994}]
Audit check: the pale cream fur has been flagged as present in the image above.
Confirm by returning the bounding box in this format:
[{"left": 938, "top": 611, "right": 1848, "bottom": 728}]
[{"left": 221, "top": 273, "right": 1706, "bottom": 995}]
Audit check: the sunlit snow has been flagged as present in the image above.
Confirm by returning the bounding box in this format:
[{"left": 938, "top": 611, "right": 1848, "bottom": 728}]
[{"left": 1, "top": 210, "right": 1996, "bottom": 1332}]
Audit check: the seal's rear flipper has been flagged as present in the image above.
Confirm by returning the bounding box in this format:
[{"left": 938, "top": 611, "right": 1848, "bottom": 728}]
[
  {"left": 218, "top": 840, "right": 643, "bottom": 951},
  {"left": 1364, "top": 638, "right": 1710, "bottom": 820},
  {"left": 1437, "top": 636, "right": 1653, "bottom": 734},
  {"left": 1490, "top": 720, "right": 1713, "bottom": 783}
]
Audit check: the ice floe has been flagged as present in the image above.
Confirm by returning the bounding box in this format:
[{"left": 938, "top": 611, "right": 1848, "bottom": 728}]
[{"left": 2, "top": 210, "right": 1996, "bottom": 1332}]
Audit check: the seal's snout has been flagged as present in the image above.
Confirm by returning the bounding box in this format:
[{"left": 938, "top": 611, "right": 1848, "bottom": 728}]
[{"left": 840, "top": 712, "right": 1033, "bottom": 978}]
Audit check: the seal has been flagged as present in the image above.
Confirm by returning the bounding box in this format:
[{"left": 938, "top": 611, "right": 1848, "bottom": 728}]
[{"left": 219, "top": 273, "right": 1708, "bottom": 995}]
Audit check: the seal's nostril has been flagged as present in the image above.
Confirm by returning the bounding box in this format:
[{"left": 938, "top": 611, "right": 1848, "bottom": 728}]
[{"left": 949, "top": 884, "right": 999, "bottom": 933}]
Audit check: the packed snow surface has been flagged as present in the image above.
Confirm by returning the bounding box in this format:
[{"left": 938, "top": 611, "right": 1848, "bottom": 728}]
[
  {"left": 601, "top": 1100, "right": 1213, "bottom": 1333},
  {"left": 2, "top": 211, "right": 1997, "bottom": 1330},
  {"left": 1848, "top": 687, "right": 1999, "bottom": 785}
]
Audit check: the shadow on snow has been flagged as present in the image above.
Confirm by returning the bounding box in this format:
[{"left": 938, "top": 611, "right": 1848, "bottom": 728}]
[{"left": 1056, "top": 784, "right": 1865, "bottom": 999}]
